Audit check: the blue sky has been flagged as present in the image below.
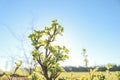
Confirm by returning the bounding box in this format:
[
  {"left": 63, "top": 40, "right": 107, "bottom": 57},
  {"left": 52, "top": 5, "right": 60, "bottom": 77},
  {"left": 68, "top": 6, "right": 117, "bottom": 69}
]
[{"left": 0, "top": 0, "right": 120, "bottom": 71}]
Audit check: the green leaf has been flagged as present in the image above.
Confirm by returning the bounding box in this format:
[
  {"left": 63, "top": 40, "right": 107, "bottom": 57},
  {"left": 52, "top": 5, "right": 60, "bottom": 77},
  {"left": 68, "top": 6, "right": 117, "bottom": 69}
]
[{"left": 63, "top": 46, "right": 69, "bottom": 53}]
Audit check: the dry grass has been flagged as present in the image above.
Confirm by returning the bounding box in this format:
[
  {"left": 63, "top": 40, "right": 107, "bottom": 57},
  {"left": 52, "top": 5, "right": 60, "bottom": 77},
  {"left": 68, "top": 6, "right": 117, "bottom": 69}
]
[
  {"left": 0, "top": 72, "right": 119, "bottom": 80},
  {"left": 59, "top": 72, "right": 118, "bottom": 80}
]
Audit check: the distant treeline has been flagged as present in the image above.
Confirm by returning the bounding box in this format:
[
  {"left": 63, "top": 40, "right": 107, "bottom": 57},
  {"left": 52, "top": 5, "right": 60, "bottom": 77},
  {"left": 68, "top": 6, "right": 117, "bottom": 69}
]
[{"left": 63, "top": 65, "right": 120, "bottom": 72}]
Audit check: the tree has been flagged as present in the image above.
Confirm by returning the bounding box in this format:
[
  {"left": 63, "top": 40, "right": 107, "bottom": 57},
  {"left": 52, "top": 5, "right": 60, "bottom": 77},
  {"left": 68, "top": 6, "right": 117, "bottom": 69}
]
[{"left": 28, "top": 20, "right": 69, "bottom": 80}]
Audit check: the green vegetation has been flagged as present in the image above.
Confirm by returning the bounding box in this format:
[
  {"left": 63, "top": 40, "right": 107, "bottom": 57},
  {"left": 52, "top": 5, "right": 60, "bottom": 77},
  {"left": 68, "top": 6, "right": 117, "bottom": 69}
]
[
  {"left": 28, "top": 20, "right": 69, "bottom": 80},
  {"left": 1, "top": 60, "right": 23, "bottom": 80}
]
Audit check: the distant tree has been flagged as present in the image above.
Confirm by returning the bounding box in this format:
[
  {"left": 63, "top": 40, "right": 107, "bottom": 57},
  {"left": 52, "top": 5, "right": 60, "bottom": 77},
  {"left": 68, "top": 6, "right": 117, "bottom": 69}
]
[{"left": 29, "top": 20, "right": 69, "bottom": 80}]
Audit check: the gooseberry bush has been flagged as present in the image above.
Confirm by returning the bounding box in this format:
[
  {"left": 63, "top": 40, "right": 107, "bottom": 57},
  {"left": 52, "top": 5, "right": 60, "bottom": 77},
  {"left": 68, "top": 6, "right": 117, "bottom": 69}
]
[{"left": 28, "top": 20, "right": 69, "bottom": 80}]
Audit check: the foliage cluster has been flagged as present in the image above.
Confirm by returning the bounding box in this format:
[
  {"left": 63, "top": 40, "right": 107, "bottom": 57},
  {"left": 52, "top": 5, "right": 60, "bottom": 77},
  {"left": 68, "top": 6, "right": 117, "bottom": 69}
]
[{"left": 28, "top": 20, "right": 69, "bottom": 80}]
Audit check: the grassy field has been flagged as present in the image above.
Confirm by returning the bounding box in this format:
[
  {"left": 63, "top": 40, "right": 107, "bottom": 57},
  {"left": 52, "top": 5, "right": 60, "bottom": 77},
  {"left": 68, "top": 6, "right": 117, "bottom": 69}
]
[
  {"left": 59, "top": 72, "right": 118, "bottom": 80},
  {"left": 0, "top": 71, "right": 119, "bottom": 80}
]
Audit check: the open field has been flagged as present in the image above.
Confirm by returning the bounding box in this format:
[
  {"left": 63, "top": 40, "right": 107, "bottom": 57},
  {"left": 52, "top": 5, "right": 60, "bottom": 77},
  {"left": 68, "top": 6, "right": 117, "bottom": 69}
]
[
  {"left": 59, "top": 72, "right": 118, "bottom": 80},
  {"left": 0, "top": 72, "right": 119, "bottom": 80}
]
